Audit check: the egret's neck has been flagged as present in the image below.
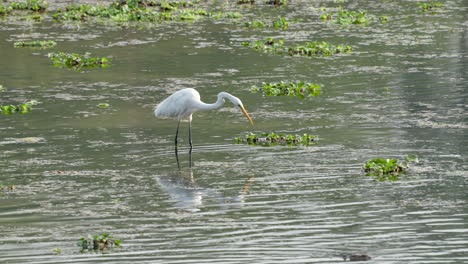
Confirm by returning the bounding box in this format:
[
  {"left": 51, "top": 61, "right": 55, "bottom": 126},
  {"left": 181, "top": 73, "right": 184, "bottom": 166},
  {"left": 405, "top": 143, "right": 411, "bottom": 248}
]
[{"left": 197, "top": 92, "right": 234, "bottom": 111}]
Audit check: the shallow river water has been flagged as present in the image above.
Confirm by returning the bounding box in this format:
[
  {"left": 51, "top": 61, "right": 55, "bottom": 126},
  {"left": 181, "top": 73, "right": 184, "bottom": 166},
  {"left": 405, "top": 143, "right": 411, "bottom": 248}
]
[{"left": 0, "top": 0, "right": 467, "bottom": 263}]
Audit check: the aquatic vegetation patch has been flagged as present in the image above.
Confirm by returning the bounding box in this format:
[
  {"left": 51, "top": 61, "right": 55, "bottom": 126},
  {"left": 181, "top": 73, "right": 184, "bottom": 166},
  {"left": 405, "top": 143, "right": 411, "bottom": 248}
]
[
  {"left": 242, "top": 38, "right": 352, "bottom": 57},
  {"left": 14, "top": 40, "right": 56, "bottom": 48},
  {"left": 98, "top": 103, "right": 110, "bottom": 108},
  {"left": 265, "top": 0, "right": 287, "bottom": 6},
  {"left": 273, "top": 16, "right": 289, "bottom": 29},
  {"left": 245, "top": 20, "right": 265, "bottom": 28},
  {"left": 0, "top": 4, "right": 12, "bottom": 15},
  {"left": 52, "top": 0, "right": 240, "bottom": 23},
  {"left": 77, "top": 233, "right": 121, "bottom": 252},
  {"left": 0, "top": 100, "right": 37, "bottom": 115},
  {"left": 363, "top": 155, "right": 418, "bottom": 181},
  {"left": 9, "top": 0, "right": 47, "bottom": 12},
  {"left": 321, "top": 10, "right": 374, "bottom": 25},
  {"left": 48, "top": 52, "right": 111, "bottom": 70},
  {"left": 236, "top": 133, "right": 318, "bottom": 146},
  {"left": 287, "top": 41, "right": 352, "bottom": 56},
  {"left": 252, "top": 81, "right": 321, "bottom": 98},
  {"left": 241, "top": 37, "right": 285, "bottom": 53},
  {"left": 418, "top": 2, "right": 442, "bottom": 12},
  {"left": 237, "top": 0, "right": 255, "bottom": 4}
]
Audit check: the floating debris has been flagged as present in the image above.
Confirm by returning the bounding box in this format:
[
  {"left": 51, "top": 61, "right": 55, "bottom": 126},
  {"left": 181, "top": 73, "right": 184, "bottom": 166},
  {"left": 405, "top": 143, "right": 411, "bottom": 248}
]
[
  {"left": 14, "top": 137, "right": 45, "bottom": 143},
  {"left": 343, "top": 254, "right": 372, "bottom": 261},
  {"left": 252, "top": 81, "right": 321, "bottom": 98},
  {"left": 236, "top": 133, "right": 318, "bottom": 146}
]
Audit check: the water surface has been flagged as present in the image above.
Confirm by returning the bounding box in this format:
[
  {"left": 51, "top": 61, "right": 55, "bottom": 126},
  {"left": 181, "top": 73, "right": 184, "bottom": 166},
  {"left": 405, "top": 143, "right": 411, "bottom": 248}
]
[{"left": 1, "top": 0, "right": 467, "bottom": 263}]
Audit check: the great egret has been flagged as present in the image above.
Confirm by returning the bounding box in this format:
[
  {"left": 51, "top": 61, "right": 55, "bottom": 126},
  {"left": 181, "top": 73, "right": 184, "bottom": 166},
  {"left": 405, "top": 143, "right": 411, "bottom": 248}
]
[{"left": 154, "top": 88, "right": 254, "bottom": 148}]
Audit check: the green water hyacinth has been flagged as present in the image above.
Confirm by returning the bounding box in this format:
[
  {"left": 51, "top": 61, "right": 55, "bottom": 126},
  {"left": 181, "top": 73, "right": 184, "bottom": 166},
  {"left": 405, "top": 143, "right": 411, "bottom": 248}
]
[
  {"left": 321, "top": 10, "right": 374, "bottom": 25},
  {"left": 236, "top": 133, "right": 318, "bottom": 146},
  {"left": 77, "top": 233, "right": 121, "bottom": 252},
  {"left": 418, "top": 2, "right": 442, "bottom": 11},
  {"left": 363, "top": 155, "right": 418, "bottom": 181},
  {"left": 288, "top": 41, "right": 352, "bottom": 56},
  {"left": 273, "top": 16, "right": 289, "bottom": 29},
  {"left": 9, "top": 0, "right": 48, "bottom": 12},
  {"left": 252, "top": 81, "right": 321, "bottom": 98},
  {"left": 14, "top": 40, "right": 56, "bottom": 48},
  {"left": 0, "top": 100, "right": 37, "bottom": 115},
  {"left": 242, "top": 38, "right": 352, "bottom": 57},
  {"left": 48, "top": 52, "right": 111, "bottom": 70},
  {"left": 241, "top": 38, "right": 285, "bottom": 53},
  {"left": 0, "top": 5, "right": 12, "bottom": 15},
  {"left": 52, "top": 0, "right": 238, "bottom": 23}
]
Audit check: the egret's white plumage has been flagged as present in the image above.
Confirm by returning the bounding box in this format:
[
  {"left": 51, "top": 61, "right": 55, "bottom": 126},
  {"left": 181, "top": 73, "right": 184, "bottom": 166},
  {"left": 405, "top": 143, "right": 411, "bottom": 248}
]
[{"left": 154, "top": 88, "right": 253, "bottom": 148}]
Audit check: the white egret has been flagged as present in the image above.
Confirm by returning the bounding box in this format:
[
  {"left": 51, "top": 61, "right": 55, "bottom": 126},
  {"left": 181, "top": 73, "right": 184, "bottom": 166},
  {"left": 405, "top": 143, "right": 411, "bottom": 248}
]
[{"left": 154, "top": 88, "right": 254, "bottom": 148}]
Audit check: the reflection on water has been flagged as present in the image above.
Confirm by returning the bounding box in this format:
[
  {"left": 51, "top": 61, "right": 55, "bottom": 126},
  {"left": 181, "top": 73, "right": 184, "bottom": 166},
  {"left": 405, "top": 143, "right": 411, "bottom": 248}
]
[{"left": 156, "top": 148, "right": 254, "bottom": 212}]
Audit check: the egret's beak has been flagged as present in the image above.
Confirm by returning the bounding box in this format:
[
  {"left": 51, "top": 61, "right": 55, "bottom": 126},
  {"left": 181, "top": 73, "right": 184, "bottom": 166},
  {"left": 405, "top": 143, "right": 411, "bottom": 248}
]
[{"left": 239, "top": 105, "right": 254, "bottom": 125}]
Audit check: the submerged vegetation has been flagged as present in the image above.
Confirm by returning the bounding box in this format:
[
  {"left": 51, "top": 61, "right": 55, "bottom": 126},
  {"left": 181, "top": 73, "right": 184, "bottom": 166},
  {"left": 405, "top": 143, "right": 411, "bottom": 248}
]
[
  {"left": 48, "top": 52, "right": 111, "bottom": 70},
  {"left": 252, "top": 81, "right": 321, "bottom": 98},
  {"left": 363, "top": 155, "right": 418, "bottom": 181},
  {"left": 236, "top": 133, "right": 318, "bottom": 146},
  {"left": 14, "top": 40, "right": 56, "bottom": 48},
  {"left": 77, "top": 233, "right": 121, "bottom": 252},
  {"left": 0, "top": 100, "right": 37, "bottom": 115},
  {"left": 242, "top": 38, "right": 352, "bottom": 57}
]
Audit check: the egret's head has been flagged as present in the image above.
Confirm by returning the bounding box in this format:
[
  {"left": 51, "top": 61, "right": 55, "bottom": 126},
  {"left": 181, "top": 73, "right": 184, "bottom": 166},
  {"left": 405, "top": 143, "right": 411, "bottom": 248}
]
[{"left": 220, "top": 92, "right": 254, "bottom": 125}]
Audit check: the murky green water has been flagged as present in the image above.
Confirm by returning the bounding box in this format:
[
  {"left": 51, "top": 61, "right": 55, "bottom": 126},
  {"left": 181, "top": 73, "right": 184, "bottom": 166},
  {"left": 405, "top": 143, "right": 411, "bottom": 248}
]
[{"left": 1, "top": 0, "right": 467, "bottom": 263}]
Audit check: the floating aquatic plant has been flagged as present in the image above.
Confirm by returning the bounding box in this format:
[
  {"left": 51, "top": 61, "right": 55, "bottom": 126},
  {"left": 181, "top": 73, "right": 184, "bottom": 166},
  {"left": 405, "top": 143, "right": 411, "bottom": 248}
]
[
  {"left": 98, "top": 103, "right": 110, "bottom": 108},
  {"left": 265, "top": 0, "right": 287, "bottom": 6},
  {"left": 14, "top": 40, "right": 56, "bottom": 48},
  {"left": 48, "top": 52, "right": 111, "bottom": 70},
  {"left": 287, "top": 41, "right": 352, "bottom": 56},
  {"left": 321, "top": 10, "right": 374, "bottom": 25},
  {"left": 0, "top": 4, "right": 12, "bottom": 15},
  {"left": 273, "top": 16, "right": 289, "bottom": 29},
  {"left": 52, "top": 0, "right": 238, "bottom": 23},
  {"left": 9, "top": 0, "right": 48, "bottom": 12},
  {"left": 252, "top": 81, "right": 321, "bottom": 98},
  {"left": 236, "top": 133, "right": 318, "bottom": 146},
  {"left": 77, "top": 233, "right": 121, "bottom": 252},
  {"left": 0, "top": 100, "right": 37, "bottom": 115},
  {"left": 237, "top": 0, "right": 255, "bottom": 4},
  {"left": 242, "top": 38, "right": 352, "bottom": 57},
  {"left": 245, "top": 20, "right": 265, "bottom": 28},
  {"left": 19, "top": 13, "right": 43, "bottom": 20},
  {"left": 418, "top": 2, "right": 442, "bottom": 12},
  {"left": 241, "top": 38, "right": 285, "bottom": 53},
  {"left": 363, "top": 155, "right": 418, "bottom": 181}
]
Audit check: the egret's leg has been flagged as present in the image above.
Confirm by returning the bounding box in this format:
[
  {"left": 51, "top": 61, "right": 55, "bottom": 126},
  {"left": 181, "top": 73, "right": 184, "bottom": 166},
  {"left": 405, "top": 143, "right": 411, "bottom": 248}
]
[
  {"left": 188, "top": 119, "right": 193, "bottom": 149},
  {"left": 175, "top": 120, "right": 181, "bottom": 145}
]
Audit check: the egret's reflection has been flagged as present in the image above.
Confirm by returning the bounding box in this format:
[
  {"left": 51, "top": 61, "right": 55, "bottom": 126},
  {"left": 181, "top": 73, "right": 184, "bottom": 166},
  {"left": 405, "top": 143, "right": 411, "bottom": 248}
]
[{"left": 155, "top": 148, "right": 254, "bottom": 212}]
